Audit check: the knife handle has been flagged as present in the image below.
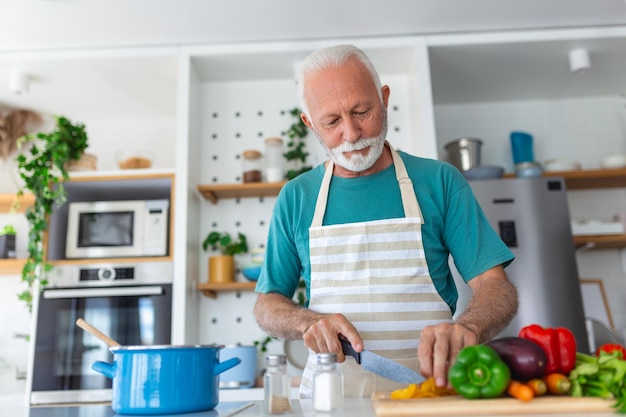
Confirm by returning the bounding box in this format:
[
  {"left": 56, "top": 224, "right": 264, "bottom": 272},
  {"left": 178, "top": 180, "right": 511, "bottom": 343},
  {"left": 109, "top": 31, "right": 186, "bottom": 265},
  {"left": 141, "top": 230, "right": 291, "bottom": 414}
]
[{"left": 340, "top": 338, "right": 361, "bottom": 364}]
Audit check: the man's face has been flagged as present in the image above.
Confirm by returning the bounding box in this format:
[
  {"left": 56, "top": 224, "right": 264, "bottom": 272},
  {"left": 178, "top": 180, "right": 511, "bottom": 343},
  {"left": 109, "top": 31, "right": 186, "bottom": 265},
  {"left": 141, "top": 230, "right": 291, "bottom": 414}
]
[{"left": 301, "top": 57, "right": 390, "bottom": 174}]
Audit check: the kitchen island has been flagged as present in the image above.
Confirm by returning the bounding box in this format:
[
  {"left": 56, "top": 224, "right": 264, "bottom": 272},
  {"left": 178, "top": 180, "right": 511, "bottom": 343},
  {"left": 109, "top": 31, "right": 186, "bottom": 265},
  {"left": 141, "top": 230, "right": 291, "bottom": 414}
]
[{"left": 0, "top": 398, "right": 618, "bottom": 417}]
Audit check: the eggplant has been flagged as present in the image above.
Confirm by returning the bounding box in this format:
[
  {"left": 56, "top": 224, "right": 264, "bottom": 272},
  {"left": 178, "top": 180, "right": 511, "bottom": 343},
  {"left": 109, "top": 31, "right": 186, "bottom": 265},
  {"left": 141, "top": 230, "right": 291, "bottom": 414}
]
[{"left": 485, "top": 336, "right": 547, "bottom": 381}]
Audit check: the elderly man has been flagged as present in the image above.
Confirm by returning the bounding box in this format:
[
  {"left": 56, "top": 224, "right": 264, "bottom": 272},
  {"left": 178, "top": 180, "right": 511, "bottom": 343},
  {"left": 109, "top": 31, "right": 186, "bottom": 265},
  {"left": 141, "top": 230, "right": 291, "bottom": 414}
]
[{"left": 253, "top": 44, "right": 518, "bottom": 398}]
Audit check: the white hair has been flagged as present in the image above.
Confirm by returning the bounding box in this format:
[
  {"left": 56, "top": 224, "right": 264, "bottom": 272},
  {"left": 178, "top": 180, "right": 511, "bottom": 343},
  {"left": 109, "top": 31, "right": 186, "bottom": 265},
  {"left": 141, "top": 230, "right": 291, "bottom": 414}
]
[{"left": 295, "top": 44, "right": 383, "bottom": 119}]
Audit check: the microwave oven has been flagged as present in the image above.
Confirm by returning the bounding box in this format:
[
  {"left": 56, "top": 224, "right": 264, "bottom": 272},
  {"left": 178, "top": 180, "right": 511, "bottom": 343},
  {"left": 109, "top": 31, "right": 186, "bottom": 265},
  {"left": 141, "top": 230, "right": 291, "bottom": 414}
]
[{"left": 65, "top": 199, "right": 169, "bottom": 259}]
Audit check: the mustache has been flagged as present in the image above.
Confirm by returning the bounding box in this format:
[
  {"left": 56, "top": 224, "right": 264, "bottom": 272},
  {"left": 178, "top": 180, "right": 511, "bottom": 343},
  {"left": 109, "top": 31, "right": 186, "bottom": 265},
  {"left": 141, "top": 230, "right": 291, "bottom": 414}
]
[{"left": 334, "top": 137, "right": 380, "bottom": 153}]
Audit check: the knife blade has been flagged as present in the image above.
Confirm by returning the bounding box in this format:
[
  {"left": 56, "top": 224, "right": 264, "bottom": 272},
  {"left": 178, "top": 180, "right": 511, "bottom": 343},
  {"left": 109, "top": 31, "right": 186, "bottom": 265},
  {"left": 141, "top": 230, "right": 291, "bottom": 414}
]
[{"left": 340, "top": 338, "right": 425, "bottom": 384}]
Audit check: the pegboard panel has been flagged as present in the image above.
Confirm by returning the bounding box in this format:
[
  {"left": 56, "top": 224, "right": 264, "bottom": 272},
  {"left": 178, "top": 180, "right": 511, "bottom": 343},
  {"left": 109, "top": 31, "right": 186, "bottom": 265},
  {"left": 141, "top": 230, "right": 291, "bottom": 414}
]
[{"left": 195, "top": 73, "right": 417, "bottom": 362}]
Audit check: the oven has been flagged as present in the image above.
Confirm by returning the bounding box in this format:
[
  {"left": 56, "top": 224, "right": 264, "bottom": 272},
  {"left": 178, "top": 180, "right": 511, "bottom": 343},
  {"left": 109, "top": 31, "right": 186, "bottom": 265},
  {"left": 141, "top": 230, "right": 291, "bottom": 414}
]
[{"left": 28, "top": 261, "right": 172, "bottom": 405}]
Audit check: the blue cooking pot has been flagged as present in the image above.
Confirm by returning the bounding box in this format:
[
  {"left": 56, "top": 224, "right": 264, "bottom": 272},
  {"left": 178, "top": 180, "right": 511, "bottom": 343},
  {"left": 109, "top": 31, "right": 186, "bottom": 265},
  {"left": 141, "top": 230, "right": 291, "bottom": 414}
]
[{"left": 92, "top": 344, "right": 240, "bottom": 415}]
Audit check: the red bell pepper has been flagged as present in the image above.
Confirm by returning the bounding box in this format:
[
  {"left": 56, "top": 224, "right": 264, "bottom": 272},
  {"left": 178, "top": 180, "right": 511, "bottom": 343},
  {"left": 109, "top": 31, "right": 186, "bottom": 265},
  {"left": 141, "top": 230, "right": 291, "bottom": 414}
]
[
  {"left": 595, "top": 343, "right": 626, "bottom": 360},
  {"left": 518, "top": 324, "right": 577, "bottom": 375}
]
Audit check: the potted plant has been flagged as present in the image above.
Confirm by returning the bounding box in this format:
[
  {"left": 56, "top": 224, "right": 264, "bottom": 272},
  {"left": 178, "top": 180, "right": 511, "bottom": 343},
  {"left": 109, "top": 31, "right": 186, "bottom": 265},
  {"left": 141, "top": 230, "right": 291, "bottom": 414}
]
[
  {"left": 202, "top": 231, "right": 248, "bottom": 284},
  {"left": 16, "top": 115, "right": 89, "bottom": 311},
  {"left": 283, "top": 108, "right": 312, "bottom": 180},
  {"left": 0, "top": 224, "right": 17, "bottom": 259}
]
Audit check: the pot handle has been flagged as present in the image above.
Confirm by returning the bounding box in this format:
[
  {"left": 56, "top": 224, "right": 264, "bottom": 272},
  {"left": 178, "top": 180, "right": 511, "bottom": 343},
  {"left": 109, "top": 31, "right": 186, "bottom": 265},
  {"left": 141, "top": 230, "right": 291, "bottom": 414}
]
[
  {"left": 213, "top": 357, "right": 241, "bottom": 376},
  {"left": 91, "top": 361, "right": 115, "bottom": 379}
]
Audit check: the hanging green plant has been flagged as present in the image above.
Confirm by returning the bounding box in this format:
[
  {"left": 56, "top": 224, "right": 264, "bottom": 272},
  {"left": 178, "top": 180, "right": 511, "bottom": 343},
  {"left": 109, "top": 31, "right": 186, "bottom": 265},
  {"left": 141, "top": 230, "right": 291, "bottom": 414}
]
[
  {"left": 15, "top": 115, "right": 89, "bottom": 312},
  {"left": 284, "top": 107, "right": 312, "bottom": 180}
]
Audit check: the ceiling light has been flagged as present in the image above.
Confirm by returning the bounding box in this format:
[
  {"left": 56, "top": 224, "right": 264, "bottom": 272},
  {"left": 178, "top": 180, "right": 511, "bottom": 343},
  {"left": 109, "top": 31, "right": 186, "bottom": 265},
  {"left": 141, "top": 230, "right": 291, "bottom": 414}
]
[{"left": 569, "top": 48, "right": 591, "bottom": 75}]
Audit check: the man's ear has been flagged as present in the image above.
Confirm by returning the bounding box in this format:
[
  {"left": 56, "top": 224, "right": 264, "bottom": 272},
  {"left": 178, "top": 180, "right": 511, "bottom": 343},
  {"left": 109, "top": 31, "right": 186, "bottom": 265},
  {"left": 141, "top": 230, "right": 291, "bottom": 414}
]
[{"left": 300, "top": 112, "right": 313, "bottom": 129}]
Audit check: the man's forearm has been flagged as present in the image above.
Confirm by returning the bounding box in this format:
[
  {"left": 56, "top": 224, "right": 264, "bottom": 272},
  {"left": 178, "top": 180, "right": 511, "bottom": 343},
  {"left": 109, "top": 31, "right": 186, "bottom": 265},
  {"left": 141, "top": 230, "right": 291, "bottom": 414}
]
[
  {"left": 253, "top": 292, "right": 323, "bottom": 340},
  {"left": 455, "top": 274, "right": 519, "bottom": 343}
]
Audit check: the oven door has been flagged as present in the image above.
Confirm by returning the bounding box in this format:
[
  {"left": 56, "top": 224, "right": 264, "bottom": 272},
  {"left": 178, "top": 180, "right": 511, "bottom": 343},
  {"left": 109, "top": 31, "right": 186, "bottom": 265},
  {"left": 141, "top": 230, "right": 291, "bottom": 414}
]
[{"left": 30, "top": 284, "right": 172, "bottom": 405}]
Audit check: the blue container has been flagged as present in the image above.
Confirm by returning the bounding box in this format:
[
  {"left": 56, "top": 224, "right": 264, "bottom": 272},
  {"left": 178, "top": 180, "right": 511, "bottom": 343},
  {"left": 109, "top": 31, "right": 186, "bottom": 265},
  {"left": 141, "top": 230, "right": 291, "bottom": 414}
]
[
  {"left": 219, "top": 345, "right": 258, "bottom": 388},
  {"left": 92, "top": 345, "right": 240, "bottom": 415},
  {"left": 510, "top": 131, "right": 534, "bottom": 164}
]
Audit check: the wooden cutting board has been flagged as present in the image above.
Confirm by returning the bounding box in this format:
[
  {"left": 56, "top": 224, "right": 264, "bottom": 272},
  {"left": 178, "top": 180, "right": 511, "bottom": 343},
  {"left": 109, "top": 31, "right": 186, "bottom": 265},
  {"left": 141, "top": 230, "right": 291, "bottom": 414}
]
[{"left": 371, "top": 392, "right": 616, "bottom": 416}]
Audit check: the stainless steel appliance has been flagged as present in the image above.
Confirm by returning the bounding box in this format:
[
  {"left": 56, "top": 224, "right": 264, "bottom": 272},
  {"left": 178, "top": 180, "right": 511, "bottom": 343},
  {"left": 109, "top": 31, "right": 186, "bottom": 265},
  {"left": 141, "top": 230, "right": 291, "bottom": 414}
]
[
  {"left": 65, "top": 199, "right": 169, "bottom": 259},
  {"left": 453, "top": 177, "right": 590, "bottom": 352},
  {"left": 27, "top": 261, "right": 173, "bottom": 405}
]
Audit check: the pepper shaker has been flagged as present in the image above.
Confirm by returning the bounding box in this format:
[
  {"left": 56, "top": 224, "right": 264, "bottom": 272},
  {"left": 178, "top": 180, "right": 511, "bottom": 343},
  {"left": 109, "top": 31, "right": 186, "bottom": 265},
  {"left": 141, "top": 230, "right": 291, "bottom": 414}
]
[{"left": 264, "top": 354, "right": 291, "bottom": 414}]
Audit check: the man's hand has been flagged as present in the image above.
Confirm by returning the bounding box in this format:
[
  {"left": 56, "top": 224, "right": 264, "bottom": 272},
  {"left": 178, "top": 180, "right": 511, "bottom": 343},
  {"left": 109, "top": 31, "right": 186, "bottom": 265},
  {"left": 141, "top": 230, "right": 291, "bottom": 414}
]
[
  {"left": 417, "top": 322, "right": 479, "bottom": 388},
  {"left": 417, "top": 265, "right": 518, "bottom": 388},
  {"left": 302, "top": 313, "right": 363, "bottom": 363},
  {"left": 254, "top": 293, "right": 363, "bottom": 362}
]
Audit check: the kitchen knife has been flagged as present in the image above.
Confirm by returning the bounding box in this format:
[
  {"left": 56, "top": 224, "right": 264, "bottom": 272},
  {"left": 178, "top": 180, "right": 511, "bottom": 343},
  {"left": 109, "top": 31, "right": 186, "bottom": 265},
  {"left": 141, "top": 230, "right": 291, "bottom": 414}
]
[{"left": 340, "top": 338, "right": 425, "bottom": 384}]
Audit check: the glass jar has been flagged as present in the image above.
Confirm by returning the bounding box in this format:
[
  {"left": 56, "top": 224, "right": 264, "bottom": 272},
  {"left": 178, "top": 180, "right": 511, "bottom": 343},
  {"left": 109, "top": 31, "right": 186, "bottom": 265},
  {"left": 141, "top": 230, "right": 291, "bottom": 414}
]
[
  {"left": 264, "top": 137, "right": 284, "bottom": 182},
  {"left": 264, "top": 354, "right": 291, "bottom": 414},
  {"left": 242, "top": 149, "right": 262, "bottom": 183},
  {"left": 313, "top": 352, "right": 344, "bottom": 412}
]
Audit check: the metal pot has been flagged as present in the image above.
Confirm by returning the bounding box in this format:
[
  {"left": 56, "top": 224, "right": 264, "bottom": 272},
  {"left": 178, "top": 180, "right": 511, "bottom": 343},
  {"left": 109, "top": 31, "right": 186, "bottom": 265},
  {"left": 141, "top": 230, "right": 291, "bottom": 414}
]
[
  {"left": 444, "top": 137, "right": 483, "bottom": 172},
  {"left": 92, "top": 344, "right": 240, "bottom": 415}
]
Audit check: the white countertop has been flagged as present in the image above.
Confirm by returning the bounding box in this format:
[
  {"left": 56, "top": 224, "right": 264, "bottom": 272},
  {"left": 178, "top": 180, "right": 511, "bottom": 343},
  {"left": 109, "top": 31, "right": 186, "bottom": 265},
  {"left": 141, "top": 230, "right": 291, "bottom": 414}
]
[{"left": 0, "top": 397, "right": 621, "bottom": 417}]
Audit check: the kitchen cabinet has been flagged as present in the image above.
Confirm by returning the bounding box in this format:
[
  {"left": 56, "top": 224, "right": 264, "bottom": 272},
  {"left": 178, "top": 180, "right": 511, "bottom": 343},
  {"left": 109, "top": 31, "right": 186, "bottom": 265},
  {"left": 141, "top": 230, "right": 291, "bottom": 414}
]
[{"left": 427, "top": 28, "right": 626, "bottom": 254}]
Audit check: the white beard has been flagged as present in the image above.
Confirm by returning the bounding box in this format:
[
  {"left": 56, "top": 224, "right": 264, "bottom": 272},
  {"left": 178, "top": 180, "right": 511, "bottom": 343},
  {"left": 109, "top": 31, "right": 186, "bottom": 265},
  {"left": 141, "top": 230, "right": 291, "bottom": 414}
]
[{"left": 319, "top": 114, "right": 388, "bottom": 172}]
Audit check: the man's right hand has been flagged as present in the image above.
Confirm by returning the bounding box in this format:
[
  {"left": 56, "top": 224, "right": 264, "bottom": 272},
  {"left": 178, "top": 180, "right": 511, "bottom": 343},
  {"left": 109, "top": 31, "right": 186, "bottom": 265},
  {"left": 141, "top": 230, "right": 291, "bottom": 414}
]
[
  {"left": 254, "top": 293, "right": 363, "bottom": 363},
  {"left": 302, "top": 313, "right": 363, "bottom": 363}
]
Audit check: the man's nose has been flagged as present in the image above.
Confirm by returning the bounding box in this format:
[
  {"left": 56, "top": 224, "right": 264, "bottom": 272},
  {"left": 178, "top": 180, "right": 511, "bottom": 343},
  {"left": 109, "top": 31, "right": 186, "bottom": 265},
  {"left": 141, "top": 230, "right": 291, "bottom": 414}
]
[{"left": 342, "top": 117, "right": 361, "bottom": 143}]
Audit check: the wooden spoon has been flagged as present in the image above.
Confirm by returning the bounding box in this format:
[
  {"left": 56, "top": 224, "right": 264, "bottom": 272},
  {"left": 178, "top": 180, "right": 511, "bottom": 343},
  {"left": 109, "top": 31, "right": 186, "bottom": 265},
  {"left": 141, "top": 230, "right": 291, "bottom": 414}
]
[{"left": 76, "top": 318, "right": 121, "bottom": 347}]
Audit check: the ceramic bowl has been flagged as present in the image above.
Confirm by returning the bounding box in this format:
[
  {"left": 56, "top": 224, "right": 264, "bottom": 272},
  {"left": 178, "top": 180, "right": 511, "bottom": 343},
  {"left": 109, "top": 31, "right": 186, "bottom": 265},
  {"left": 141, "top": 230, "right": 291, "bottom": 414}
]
[
  {"left": 115, "top": 150, "right": 155, "bottom": 169},
  {"left": 600, "top": 154, "right": 626, "bottom": 169},
  {"left": 241, "top": 264, "right": 261, "bottom": 281},
  {"left": 462, "top": 165, "right": 504, "bottom": 180}
]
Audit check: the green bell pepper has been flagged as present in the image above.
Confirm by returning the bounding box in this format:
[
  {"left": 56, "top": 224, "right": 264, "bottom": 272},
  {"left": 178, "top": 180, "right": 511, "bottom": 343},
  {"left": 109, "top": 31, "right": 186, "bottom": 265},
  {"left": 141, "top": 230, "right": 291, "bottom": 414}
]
[{"left": 448, "top": 344, "right": 511, "bottom": 399}]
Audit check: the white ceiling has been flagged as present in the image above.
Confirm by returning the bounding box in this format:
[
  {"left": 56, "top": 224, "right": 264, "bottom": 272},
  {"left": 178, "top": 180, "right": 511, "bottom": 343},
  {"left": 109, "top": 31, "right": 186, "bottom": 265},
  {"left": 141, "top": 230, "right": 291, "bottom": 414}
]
[{"left": 2, "top": 0, "right": 626, "bottom": 52}]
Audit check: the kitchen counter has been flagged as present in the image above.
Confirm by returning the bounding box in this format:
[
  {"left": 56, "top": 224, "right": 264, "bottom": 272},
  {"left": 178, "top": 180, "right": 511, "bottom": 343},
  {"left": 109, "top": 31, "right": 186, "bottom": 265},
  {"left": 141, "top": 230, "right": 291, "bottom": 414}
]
[{"left": 0, "top": 398, "right": 618, "bottom": 417}]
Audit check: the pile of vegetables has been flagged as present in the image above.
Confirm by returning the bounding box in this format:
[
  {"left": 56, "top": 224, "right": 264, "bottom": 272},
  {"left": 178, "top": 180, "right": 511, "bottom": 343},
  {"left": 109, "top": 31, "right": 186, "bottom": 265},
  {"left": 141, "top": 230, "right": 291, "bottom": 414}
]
[{"left": 390, "top": 323, "right": 626, "bottom": 414}]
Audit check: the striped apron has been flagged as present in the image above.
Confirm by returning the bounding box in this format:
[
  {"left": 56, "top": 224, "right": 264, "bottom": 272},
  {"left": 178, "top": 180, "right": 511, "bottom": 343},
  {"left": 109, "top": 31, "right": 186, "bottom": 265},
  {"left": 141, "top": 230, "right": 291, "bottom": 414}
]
[{"left": 299, "top": 146, "right": 453, "bottom": 398}]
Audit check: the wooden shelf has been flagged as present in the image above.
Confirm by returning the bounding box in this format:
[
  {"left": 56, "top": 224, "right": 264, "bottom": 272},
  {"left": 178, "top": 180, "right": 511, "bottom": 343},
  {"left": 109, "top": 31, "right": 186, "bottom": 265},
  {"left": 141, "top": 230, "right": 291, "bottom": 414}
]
[
  {"left": 544, "top": 168, "right": 626, "bottom": 190},
  {"left": 196, "top": 281, "right": 257, "bottom": 298},
  {"left": 504, "top": 168, "right": 626, "bottom": 190},
  {"left": 573, "top": 235, "right": 626, "bottom": 250},
  {"left": 0, "top": 259, "right": 25, "bottom": 275},
  {"left": 197, "top": 182, "right": 286, "bottom": 204},
  {"left": 0, "top": 193, "right": 33, "bottom": 213}
]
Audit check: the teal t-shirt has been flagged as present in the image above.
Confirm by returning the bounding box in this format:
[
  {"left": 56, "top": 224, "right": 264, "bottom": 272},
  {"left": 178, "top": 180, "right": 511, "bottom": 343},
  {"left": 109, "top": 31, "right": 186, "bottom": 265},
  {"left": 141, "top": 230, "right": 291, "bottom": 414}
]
[{"left": 255, "top": 151, "right": 514, "bottom": 314}]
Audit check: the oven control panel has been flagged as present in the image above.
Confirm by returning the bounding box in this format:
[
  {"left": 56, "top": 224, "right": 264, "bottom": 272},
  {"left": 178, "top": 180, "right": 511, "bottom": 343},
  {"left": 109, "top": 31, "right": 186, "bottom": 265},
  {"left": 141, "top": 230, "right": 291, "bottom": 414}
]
[{"left": 46, "top": 261, "right": 173, "bottom": 287}]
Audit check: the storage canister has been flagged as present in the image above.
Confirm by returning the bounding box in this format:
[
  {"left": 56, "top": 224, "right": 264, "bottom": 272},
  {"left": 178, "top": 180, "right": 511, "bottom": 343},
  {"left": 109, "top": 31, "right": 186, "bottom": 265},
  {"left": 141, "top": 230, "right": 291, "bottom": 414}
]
[
  {"left": 242, "top": 150, "right": 263, "bottom": 183},
  {"left": 444, "top": 138, "right": 482, "bottom": 172},
  {"left": 264, "top": 137, "right": 285, "bottom": 182}
]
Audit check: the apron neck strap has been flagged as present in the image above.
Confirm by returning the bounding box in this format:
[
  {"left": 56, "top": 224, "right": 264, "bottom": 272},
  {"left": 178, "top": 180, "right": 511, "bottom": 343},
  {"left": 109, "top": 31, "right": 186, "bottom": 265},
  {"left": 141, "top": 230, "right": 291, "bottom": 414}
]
[{"left": 311, "top": 143, "right": 423, "bottom": 228}]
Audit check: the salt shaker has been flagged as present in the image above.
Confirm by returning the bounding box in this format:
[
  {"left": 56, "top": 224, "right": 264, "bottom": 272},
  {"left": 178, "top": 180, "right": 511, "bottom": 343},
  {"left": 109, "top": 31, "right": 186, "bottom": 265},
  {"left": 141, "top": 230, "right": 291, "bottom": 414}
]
[
  {"left": 264, "top": 354, "right": 291, "bottom": 414},
  {"left": 313, "top": 352, "right": 344, "bottom": 412}
]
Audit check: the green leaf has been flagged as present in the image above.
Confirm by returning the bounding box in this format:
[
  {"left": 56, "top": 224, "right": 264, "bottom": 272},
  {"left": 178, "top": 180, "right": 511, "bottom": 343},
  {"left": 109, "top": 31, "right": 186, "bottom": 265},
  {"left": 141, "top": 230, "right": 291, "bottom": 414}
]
[{"left": 16, "top": 115, "right": 89, "bottom": 312}]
